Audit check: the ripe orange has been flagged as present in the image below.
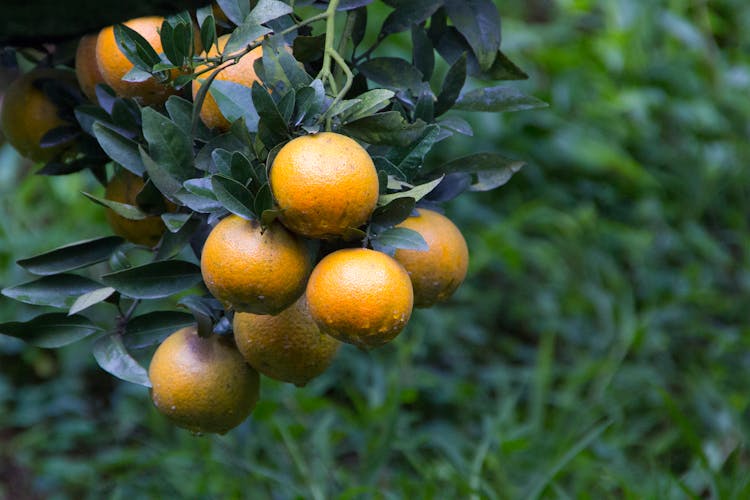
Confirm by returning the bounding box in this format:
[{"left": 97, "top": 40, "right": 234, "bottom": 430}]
[
  {"left": 148, "top": 326, "right": 260, "bottom": 434},
  {"left": 270, "top": 132, "right": 379, "bottom": 239},
  {"left": 233, "top": 295, "right": 340, "bottom": 386},
  {"left": 96, "top": 16, "right": 179, "bottom": 105},
  {"left": 200, "top": 214, "right": 313, "bottom": 314},
  {"left": 75, "top": 33, "right": 105, "bottom": 103},
  {"left": 192, "top": 34, "right": 263, "bottom": 131},
  {"left": 306, "top": 248, "right": 413, "bottom": 349},
  {"left": 104, "top": 168, "right": 172, "bottom": 247},
  {"left": 0, "top": 68, "right": 77, "bottom": 162},
  {"left": 394, "top": 208, "right": 469, "bottom": 307}
]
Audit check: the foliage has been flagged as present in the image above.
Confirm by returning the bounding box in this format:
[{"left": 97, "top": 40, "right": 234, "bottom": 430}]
[{"left": 2, "top": 0, "right": 750, "bottom": 498}]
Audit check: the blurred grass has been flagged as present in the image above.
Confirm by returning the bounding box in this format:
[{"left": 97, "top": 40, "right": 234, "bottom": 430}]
[{"left": 3, "top": 0, "right": 750, "bottom": 498}]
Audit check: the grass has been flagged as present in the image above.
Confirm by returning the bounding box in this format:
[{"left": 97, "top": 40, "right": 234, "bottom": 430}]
[{"left": 2, "top": 0, "right": 750, "bottom": 498}]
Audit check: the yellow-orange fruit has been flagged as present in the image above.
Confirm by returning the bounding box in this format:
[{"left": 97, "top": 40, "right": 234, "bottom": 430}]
[
  {"left": 96, "top": 16, "right": 178, "bottom": 105},
  {"left": 148, "top": 326, "right": 260, "bottom": 434},
  {"left": 0, "top": 68, "right": 77, "bottom": 162},
  {"left": 233, "top": 295, "right": 340, "bottom": 386},
  {"left": 270, "top": 132, "right": 379, "bottom": 239},
  {"left": 394, "top": 208, "right": 469, "bottom": 308},
  {"left": 306, "top": 248, "right": 413, "bottom": 349},
  {"left": 75, "top": 33, "right": 105, "bottom": 103},
  {"left": 192, "top": 34, "right": 263, "bottom": 131},
  {"left": 104, "top": 169, "right": 172, "bottom": 247},
  {"left": 200, "top": 215, "right": 313, "bottom": 314}
]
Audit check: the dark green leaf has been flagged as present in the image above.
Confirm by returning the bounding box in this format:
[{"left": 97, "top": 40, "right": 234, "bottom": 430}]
[
  {"left": 344, "top": 112, "right": 429, "bottom": 146},
  {"left": 337, "top": 89, "right": 394, "bottom": 124},
  {"left": 211, "top": 174, "right": 257, "bottom": 220},
  {"left": 17, "top": 236, "right": 124, "bottom": 276},
  {"left": 75, "top": 105, "right": 113, "bottom": 136},
  {"left": 382, "top": 0, "right": 443, "bottom": 35},
  {"left": 93, "top": 334, "right": 152, "bottom": 387},
  {"left": 437, "top": 116, "right": 473, "bottom": 136},
  {"left": 216, "top": 0, "right": 251, "bottom": 26},
  {"left": 435, "top": 53, "right": 466, "bottom": 116},
  {"left": 262, "top": 35, "right": 313, "bottom": 93},
  {"left": 69, "top": 287, "right": 116, "bottom": 315},
  {"left": 424, "top": 172, "right": 471, "bottom": 201},
  {"left": 411, "top": 25, "right": 435, "bottom": 82},
  {"left": 379, "top": 176, "right": 443, "bottom": 204},
  {"left": 224, "top": 24, "right": 271, "bottom": 55},
  {"left": 40, "top": 126, "right": 79, "bottom": 148},
  {"left": 248, "top": 0, "right": 293, "bottom": 25},
  {"left": 480, "top": 50, "right": 528, "bottom": 81},
  {"left": 156, "top": 217, "right": 203, "bottom": 261},
  {"left": 454, "top": 85, "right": 547, "bottom": 113},
  {"left": 161, "top": 212, "right": 192, "bottom": 233},
  {"left": 101, "top": 260, "right": 202, "bottom": 299},
  {"left": 388, "top": 124, "right": 440, "bottom": 173},
  {"left": 444, "top": 0, "right": 501, "bottom": 70},
  {"left": 124, "top": 310, "right": 196, "bottom": 349},
  {"left": 176, "top": 178, "right": 223, "bottom": 213},
  {"left": 141, "top": 107, "right": 195, "bottom": 181},
  {"left": 437, "top": 152, "right": 525, "bottom": 191},
  {"left": 166, "top": 96, "right": 210, "bottom": 141},
  {"left": 208, "top": 79, "right": 260, "bottom": 131},
  {"left": 358, "top": 57, "right": 423, "bottom": 93},
  {"left": 292, "top": 35, "right": 325, "bottom": 63},
  {"left": 0, "top": 313, "right": 102, "bottom": 349},
  {"left": 371, "top": 227, "right": 428, "bottom": 256},
  {"left": 252, "top": 81, "right": 289, "bottom": 142},
  {"left": 82, "top": 191, "right": 150, "bottom": 220},
  {"left": 93, "top": 123, "right": 146, "bottom": 176},
  {"left": 139, "top": 146, "right": 183, "bottom": 201},
  {"left": 2, "top": 274, "right": 102, "bottom": 308},
  {"left": 371, "top": 197, "right": 416, "bottom": 228},
  {"left": 178, "top": 295, "right": 216, "bottom": 338},
  {"left": 199, "top": 9, "right": 218, "bottom": 54},
  {"left": 351, "top": 7, "right": 368, "bottom": 48},
  {"left": 114, "top": 23, "right": 161, "bottom": 72}
]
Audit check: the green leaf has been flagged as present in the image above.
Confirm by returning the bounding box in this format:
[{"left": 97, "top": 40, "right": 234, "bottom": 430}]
[
  {"left": 141, "top": 107, "right": 195, "bottom": 181},
  {"left": 344, "top": 112, "right": 429, "bottom": 146},
  {"left": 139, "top": 145, "right": 183, "bottom": 201},
  {"left": 176, "top": 178, "right": 223, "bottom": 213},
  {"left": 262, "top": 35, "right": 313, "bottom": 93},
  {"left": 114, "top": 23, "right": 161, "bottom": 72},
  {"left": 101, "top": 260, "right": 203, "bottom": 299},
  {"left": 480, "top": 50, "right": 528, "bottom": 81},
  {"left": 454, "top": 85, "right": 548, "bottom": 113},
  {"left": 292, "top": 35, "right": 325, "bottom": 63},
  {"left": 438, "top": 152, "right": 525, "bottom": 191},
  {"left": 75, "top": 105, "right": 113, "bottom": 136},
  {"left": 215, "top": 0, "right": 251, "bottom": 26},
  {"left": 0, "top": 313, "right": 102, "bottom": 348},
  {"left": 178, "top": 295, "right": 216, "bottom": 339},
  {"left": 435, "top": 53, "right": 467, "bottom": 116},
  {"left": 197, "top": 5, "right": 217, "bottom": 53},
  {"left": 93, "top": 334, "right": 152, "bottom": 387},
  {"left": 166, "top": 96, "right": 210, "bottom": 141},
  {"left": 247, "top": 0, "right": 293, "bottom": 25},
  {"left": 211, "top": 174, "right": 257, "bottom": 220},
  {"left": 371, "top": 227, "right": 428, "bottom": 256},
  {"left": 17, "top": 236, "right": 124, "bottom": 276},
  {"left": 379, "top": 176, "right": 443, "bottom": 204},
  {"left": 124, "top": 310, "right": 196, "bottom": 349},
  {"left": 252, "top": 81, "right": 289, "bottom": 143},
  {"left": 92, "top": 123, "right": 145, "bottom": 176},
  {"left": 370, "top": 197, "right": 416, "bottom": 228},
  {"left": 411, "top": 25, "right": 435, "bottom": 82},
  {"left": 2, "top": 274, "right": 103, "bottom": 308},
  {"left": 388, "top": 124, "right": 440, "bottom": 173},
  {"left": 161, "top": 212, "right": 192, "bottom": 233},
  {"left": 224, "top": 24, "right": 271, "bottom": 56},
  {"left": 444, "top": 0, "right": 501, "bottom": 70},
  {"left": 358, "top": 57, "right": 424, "bottom": 93},
  {"left": 338, "top": 89, "right": 395, "bottom": 124},
  {"left": 156, "top": 217, "right": 203, "bottom": 261},
  {"left": 207, "top": 79, "right": 260, "bottom": 131},
  {"left": 382, "top": 0, "right": 443, "bottom": 35},
  {"left": 438, "top": 116, "right": 473, "bottom": 136},
  {"left": 69, "top": 287, "right": 116, "bottom": 315},
  {"left": 82, "top": 191, "right": 150, "bottom": 220}
]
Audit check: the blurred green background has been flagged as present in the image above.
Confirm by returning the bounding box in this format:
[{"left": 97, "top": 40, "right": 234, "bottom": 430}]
[{"left": 2, "top": 0, "right": 750, "bottom": 497}]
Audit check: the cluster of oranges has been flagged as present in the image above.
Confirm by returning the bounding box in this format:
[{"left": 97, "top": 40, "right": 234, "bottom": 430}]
[{"left": 0, "top": 14, "right": 470, "bottom": 434}]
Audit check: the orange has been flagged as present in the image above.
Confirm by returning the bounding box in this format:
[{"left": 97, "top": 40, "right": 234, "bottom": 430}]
[
  {"left": 394, "top": 208, "right": 469, "bottom": 307},
  {"left": 200, "top": 214, "right": 313, "bottom": 314},
  {"left": 96, "top": 16, "right": 179, "bottom": 105},
  {"left": 234, "top": 295, "right": 340, "bottom": 386},
  {"left": 306, "top": 248, "right": 413, "bottom": 349},
  {"left": 192, "top": 34, "right": 263, "bottom": 131},
  {"left": 75, "top": 33, "right": 105, "bottom": 103},
  {"left": 104, "top": 168, "right": 172, "bottom": 247},
  {"left": 270, "top": 132, "right": 379, "bottom": 239},
  {"left": 0, "top": 68, "right": 77, "bottom": 162},
  {"left": 148, "top": 326, "right": 260, "bottom": 434}
]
